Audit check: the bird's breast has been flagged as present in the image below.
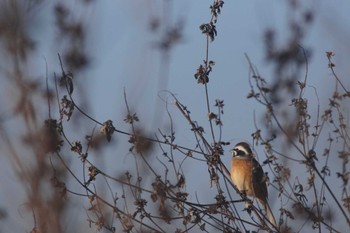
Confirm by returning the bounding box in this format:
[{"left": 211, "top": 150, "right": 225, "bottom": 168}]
[{"left": 231, "top": 157, "right": 254, "bottom": 196}]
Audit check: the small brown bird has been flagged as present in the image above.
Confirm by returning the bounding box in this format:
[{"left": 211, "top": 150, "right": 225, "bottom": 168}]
[{"left": 230, "top": 142, "right": 276, "bottom": 227}]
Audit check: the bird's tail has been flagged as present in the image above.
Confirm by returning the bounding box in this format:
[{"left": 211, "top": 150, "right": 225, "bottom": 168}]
[
  {"left": 265, "top": 202, "right": 277, "bottom": 227},
  {"left": 260, "top": 199, "right": 277, "bottom": 228}
]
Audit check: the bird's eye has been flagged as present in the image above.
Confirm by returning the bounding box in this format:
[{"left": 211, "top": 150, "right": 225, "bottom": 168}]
[
  {"left": 235, "top": 149, "right": 245, "bottom": 156},
  {"left": 232, "top": 148, "right": 245, "bottom": 156}
]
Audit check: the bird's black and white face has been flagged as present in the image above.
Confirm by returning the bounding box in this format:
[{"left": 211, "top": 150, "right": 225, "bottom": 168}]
[{"left": 230, "top": 142, "right": 253, "bottom": 158}]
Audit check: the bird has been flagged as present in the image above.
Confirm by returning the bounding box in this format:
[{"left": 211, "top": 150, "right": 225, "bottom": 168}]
[{"left": 230, "top": 142, "right": 277, "bottom": 227}]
